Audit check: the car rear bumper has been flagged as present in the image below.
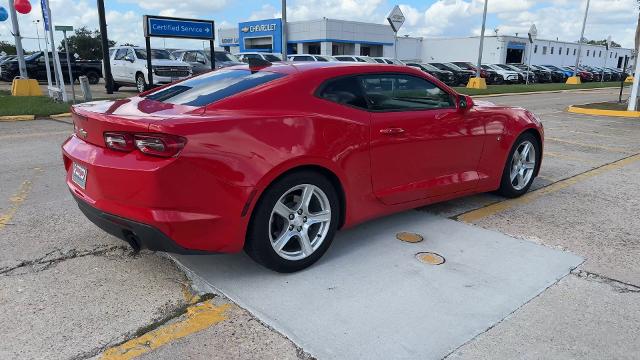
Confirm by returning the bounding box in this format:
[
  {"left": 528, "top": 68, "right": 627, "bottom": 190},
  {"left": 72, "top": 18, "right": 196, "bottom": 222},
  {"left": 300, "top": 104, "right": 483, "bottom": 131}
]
[
  {"left": 62, "top": 135, "right": 254, "bottom": 254},
  {"left": 72, "top": 192, "right": 211, "bottom": 254}
]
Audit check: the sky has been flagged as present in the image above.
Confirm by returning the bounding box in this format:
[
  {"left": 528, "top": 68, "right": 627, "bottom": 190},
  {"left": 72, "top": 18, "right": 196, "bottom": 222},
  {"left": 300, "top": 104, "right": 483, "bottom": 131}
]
[{"left": 0, "top": 0, "right": 637, "bottom": 52}]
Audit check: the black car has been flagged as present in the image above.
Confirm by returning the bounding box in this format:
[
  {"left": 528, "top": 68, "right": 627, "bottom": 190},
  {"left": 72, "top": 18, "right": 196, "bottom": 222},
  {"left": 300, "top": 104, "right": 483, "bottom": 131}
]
[
  {"left": 536, "top": 65, "right": 567, "bottom": 83},
  {"left": 451, "top": 61, "right": 504, "bottom": 85},
  {"left": 405, "top": 62, "right": 456, "bottom": 86},
  {"left": 0, "top": 51, "right": 103, "bottom": 83},
  {"left": 429, "top": 62, "right": 474, "bottom": 86},
  {"left": 512, "top": 64, "right": 552, "bottom": 83}
]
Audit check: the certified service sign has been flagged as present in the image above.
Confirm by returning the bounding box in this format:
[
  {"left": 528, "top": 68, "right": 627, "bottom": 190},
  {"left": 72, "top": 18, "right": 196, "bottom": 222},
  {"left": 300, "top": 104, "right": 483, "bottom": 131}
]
[
  {"left": 387, "top": 5, "right": 405, "bottom": 33},
  {"left": 144, "top": 15, "right": 215, "bottom": 40}
]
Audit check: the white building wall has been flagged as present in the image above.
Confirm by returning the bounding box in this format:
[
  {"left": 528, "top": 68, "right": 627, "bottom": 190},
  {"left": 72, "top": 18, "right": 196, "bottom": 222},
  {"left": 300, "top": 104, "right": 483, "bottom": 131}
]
[
  {"left": 421, "top": 35, "right": 633, "bottom": 69},
  {"left": 396, "top": 36, "right": 423, "bottom": 62}
]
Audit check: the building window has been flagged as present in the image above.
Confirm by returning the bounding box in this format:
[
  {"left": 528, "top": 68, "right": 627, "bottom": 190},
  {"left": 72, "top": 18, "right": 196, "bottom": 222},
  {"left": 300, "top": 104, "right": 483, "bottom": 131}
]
[
  {"left": 586, "top": 50, "right": 590, "bottom": 56},
  {"left": 551, "top": 47, "right": 554, "bottom": 54},
  {"left": 559, "top": 47, "right": 562, "bottom": 55},
  {"left": 567, "top": 48, "right": 570, "bottom": 55},
  {"left": 542, "top": 46, "right": 547, "bottom": 55},
  {"left": 534, "top": 45, "right": 538, "bottom": 53},
  {"left": 593, "top": 51, "right": 596, "bottom": 57},
  {"left": 574, "top": 48, "right": 577, "bottom": 55}
]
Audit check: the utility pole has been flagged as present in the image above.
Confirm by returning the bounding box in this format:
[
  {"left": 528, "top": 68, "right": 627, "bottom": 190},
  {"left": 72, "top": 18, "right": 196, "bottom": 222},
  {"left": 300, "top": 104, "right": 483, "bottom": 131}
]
[
  {"left": 97, "top": 0, "right": 114, "bottom": 94},
  {"left": 573, "top": 0, "right": 590, "bottom": 79},
  {"left": 627, "top": 3, "right": 640, "bottom": 111},
  {"left": 475, "top": 0, "right": 488, "bottom": 79},
  {"left": 281, "top": 0, "right": 287, "bottom": 59},
  {"left": 8, "top": 0, "right": 27, "bottom": 78}
]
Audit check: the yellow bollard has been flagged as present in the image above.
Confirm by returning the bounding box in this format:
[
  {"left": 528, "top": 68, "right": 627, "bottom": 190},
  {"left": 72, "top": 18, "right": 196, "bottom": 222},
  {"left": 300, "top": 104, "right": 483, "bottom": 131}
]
[
  {"left": 466, "top": 77, "right": 487, "bottom": 89},
  {"left": 11, "top": 78, "right": 43, "bottom": 96},
  {"left": 565, "top": 76, "right": 581, "bottom": 85},
  {"left": 625, "top": 76, "right": 634, "bottom": 83}
]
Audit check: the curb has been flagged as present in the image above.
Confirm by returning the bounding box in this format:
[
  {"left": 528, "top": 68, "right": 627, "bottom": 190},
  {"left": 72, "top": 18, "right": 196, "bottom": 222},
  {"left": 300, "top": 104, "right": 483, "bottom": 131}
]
[
  {"left": 471, "top": 86, "right": 624, "bottom": 98},
  {"left": 0, "top": 115, "right": 35, "bottom": 122},
  {"left": 567, "top": 105, "right": 640, "bottom": 118},
  {"left": 49, "top": 112, "right": 72, "bottom": 119}
]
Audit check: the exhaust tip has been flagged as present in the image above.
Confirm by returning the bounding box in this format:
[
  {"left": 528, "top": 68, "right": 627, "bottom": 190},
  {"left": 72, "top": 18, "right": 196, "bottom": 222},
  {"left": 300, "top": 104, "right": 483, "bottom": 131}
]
[{"left": 122, "top": 230, "right": 141, "bottom": 253}]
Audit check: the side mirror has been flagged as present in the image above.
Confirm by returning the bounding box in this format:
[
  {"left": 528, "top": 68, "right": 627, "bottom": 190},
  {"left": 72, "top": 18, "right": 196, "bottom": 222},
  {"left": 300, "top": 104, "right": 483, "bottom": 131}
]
[
  {"left": 125, "top": 56, "right": 135, "bottom": 63},
  {"left": 458, "top": 95, "right": 474, "bottom": 111}
]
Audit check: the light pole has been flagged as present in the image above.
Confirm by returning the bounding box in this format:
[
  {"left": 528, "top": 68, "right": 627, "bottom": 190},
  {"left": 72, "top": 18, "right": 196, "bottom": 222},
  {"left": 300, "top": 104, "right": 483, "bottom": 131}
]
[
  {"left": 468, "top": 0, "right": 488, "bottom": 89},
  {"left": 281, "top": 0, "right": 287, "bottom": 59},
  {"left": 33, "top": 19, "right": 42, "bottom": 51},
  {"left": 8, "top": 0, "right": 28, "bottom": 78},
  {"left": 526, "top": 24, "right": 537, "bottom": 85},
  {"left": 602, "top": 35, "right": 611, "bottom": 83},
  {"left": 570, "top": 0, "right": 590, "bottom": 83}
]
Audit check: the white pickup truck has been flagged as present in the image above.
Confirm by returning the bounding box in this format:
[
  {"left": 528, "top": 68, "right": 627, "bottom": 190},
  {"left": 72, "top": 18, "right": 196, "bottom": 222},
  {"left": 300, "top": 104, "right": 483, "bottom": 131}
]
[{"left": 108, "top": 46, "right": 192, "bottom": 92}]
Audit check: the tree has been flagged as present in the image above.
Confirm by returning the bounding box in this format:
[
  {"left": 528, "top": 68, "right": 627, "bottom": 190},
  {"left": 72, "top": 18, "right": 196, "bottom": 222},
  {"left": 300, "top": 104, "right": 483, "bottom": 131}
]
[
  {"left": 0, "top": 40, "right": 16, "bottom": 55},
  {"left": 586, "top": 39, "right": 621, "bottom": 48},
  {"left": 58, "top": 27, "right": 115, "bottom": 60}
]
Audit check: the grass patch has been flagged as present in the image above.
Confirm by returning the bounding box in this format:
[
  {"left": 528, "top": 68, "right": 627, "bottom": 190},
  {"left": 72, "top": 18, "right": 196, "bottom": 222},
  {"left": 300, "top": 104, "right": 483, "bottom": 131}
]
[
  {"left": 454, "top": 81, "right": 625, "bottom": 96},
  {"left": 573, "top": 102, "right": 629, "bottom": 111},
  {"left": 0, "top": 92, "right": 72, "bottom": 117}
]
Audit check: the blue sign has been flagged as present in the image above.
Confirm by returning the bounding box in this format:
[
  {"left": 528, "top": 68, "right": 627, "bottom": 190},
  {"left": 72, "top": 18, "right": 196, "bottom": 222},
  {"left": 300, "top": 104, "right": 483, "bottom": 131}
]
[
  {"left": 145, "top": 16, "right": 214, "bottom": 40},
  {"left": 41, "top": 0, "right": 50, "bottom": 31},
  {"left": 238, "top": 18, "right": 282, "bottom": 53}
]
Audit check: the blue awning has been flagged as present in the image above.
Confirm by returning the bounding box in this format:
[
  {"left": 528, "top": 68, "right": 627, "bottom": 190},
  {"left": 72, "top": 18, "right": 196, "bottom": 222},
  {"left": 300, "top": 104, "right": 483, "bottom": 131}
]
[{"left": 507, "top": 42, "right": 526, "bottom": 50}]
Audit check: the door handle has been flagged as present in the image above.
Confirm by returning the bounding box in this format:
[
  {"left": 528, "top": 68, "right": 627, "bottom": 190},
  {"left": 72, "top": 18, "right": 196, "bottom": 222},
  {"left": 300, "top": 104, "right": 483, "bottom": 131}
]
[{"left": 379, "top": 128, "right": 405, "bottom": 135}]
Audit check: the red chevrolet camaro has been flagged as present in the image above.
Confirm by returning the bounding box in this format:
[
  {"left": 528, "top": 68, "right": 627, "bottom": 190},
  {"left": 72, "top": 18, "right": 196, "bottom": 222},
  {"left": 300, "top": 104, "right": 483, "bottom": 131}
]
[{"left": 62, "top": 62, "right": 543, "bottom": 272}]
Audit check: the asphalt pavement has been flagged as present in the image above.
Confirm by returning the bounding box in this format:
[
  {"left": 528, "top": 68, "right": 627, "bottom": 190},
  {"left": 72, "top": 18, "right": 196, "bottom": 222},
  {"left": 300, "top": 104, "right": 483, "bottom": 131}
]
[{"left": 0, "top": 87, "right": 638, "bottom": 359}]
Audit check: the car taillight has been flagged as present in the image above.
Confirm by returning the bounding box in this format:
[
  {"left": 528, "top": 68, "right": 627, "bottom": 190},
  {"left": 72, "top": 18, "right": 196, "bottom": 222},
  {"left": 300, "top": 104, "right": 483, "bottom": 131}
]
[
  {"left": 104, "top": 132, "right": 135, "bottom": 152},
  {"left": 134, "top": 134, "right": 186, "bottom": 157},
  {"left": 103, "top": 132, "right": 186, "bottom": 157}
]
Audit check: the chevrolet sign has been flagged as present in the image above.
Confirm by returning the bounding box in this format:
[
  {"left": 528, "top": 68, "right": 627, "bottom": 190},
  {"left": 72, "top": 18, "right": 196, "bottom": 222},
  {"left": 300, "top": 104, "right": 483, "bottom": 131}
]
[{"left": 242, "top": 23, "right": 277, "bottom": 33}]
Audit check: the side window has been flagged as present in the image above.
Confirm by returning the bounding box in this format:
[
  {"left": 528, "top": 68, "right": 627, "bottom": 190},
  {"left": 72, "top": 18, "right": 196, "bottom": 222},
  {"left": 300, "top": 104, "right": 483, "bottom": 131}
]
[
  {"left": 315, "top": 56, "right": 328, "bottom": 62},
  {"left": 318, "top": 76, "right": 368, "bottom": 110},
  {"left": 196, "top": 52, "right": 207, "bottom": 63},
  {"left": 126, "top": 49, "right": 136, "bottom": 60},
  {"left": 359, "top": 74, "right": 454, "bottom": 111},
  {"left": 356, "top": 57, "right": 366, "bottom": 63},
  {"left": 292, "top": 55, "right": 314, "bottom": 61},
  {"left": 114, "top": 49, "right": 127, "bottom": 60},
  {"left": 184, "top": 52, "right": 197, "bottom": 62},
  {"left": 337, "top": 57, "right": 354, "bottom": 62}
]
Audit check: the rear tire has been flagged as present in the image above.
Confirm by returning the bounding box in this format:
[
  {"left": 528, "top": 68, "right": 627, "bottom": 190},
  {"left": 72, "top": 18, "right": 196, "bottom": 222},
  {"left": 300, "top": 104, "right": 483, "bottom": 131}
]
[
  {"left": 245, "top": 171, "right": 340, "bottom": 273},
  {"left": 85, "top": 71, "right": 100, "bottom": 84},
  {"left": 497, "top": 132, "right": 540, "bottom": 198}
]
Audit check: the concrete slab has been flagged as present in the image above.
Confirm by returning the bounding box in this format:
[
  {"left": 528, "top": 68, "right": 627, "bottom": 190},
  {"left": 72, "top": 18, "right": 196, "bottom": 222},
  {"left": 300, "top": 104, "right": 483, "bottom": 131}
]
[
  {"left": 175, "top": 211, "right": 582, "bottom": 360},
  {"left": 448, "top": 275, "right": 640, "bottom": 360}
]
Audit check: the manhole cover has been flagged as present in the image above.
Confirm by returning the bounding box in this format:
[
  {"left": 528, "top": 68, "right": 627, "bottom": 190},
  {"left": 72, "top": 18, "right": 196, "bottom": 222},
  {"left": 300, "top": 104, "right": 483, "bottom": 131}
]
[
  {"left": 396, "top": 232, "right": 424, "bottom": 243},
  {"left": 416, "top": 252, "right": 445, "bottom": 265}
]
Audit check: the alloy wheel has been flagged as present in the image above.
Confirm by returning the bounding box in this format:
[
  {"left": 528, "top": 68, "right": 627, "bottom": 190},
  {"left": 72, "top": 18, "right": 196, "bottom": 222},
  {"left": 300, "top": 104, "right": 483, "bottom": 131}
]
[
  {"left": 269, "top": 184, "right": 332, "bottom": 261},
  {"left": 136, "top": 76, "right": 145, "bottom": 92},
  {"left": 510, "top": 140, "right": 536, "bottom": 191}
]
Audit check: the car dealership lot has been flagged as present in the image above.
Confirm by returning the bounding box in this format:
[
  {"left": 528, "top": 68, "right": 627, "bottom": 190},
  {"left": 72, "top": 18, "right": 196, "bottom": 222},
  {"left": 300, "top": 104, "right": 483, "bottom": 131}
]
[{"left": 1, "top": 88, "right": 639, "bottom": 359}]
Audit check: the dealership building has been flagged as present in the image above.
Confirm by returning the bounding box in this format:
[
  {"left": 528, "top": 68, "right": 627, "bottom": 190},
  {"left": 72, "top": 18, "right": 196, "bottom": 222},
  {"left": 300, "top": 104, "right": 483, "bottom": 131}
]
[{"left": 219, "top": 18, "right": 633, "bottom": 68}]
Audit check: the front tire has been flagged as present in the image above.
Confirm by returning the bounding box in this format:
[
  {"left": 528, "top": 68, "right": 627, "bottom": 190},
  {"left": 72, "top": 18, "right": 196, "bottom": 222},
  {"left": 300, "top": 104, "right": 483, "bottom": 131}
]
[
  {"left": 245, "top": 171, "right": 340, "bottom": 273},
  {"left": 497, "top": 132, "right": 540, "bottom": 198}
]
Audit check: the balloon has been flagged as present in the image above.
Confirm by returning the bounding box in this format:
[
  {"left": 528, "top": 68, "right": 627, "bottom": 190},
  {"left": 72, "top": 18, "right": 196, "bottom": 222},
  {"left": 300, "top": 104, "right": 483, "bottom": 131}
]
[
  {"left": 0, "top": 7, "right": 8, "bottom": 22},
  {"left": 14, "top": 0, "right": 32, "bottom": 14}
]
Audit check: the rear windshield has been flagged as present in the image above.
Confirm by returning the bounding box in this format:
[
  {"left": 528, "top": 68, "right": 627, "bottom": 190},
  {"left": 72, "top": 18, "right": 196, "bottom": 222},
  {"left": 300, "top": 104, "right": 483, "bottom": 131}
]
[{"left": 145, "top": 69, "right": 285, "bottom": 106}]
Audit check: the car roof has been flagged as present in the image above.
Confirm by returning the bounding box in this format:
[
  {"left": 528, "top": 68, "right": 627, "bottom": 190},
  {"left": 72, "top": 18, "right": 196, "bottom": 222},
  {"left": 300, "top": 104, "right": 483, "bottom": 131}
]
[{"left": 226, "top": 61, "right": 428, "bottom": 78}]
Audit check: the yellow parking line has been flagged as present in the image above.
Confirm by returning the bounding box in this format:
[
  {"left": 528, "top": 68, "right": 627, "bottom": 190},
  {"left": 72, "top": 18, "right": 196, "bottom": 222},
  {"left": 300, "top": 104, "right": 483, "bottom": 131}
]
[
  {"left": 546, "top": 137, "right": 634, "bottom": 154},
  {"left": 0, "top": 115, "right": 35, "bottom": 122},
  {"left": 100, "top": 301, "right": 231, "bottom": 360},
  {"left": 0, "top": 130, "right": 71, "bottom": 141},
  {"left": 0, "top": 179, "right": 34, "bottom": 231},
  {"left": 544, "top": 151, "right": 600, "bottom": 165},
  {"left": 457, "top": 153, "right": 640, "bottom": 223},
  {"left": 545, "top": 129, "right": 620, "bottom": 139}
]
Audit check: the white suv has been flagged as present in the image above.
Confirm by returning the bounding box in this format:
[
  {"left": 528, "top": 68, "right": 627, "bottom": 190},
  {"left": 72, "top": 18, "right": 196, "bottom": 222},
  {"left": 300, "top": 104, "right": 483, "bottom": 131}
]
[
  {"left": 288, "top": 54, "right": 337, "bottom": 62},
  {"left": 482, "top": 64, "right": 520, "bottom": 84},
  {"left": 237, "top": 52, "right": 283, "bottom": 63},
  {"left": 372, "top": 57, "right": 405, "bottom": 65},
  {"left": 334, "top": 55, "right": 377, "bottom": 63},
  {"left": 109, "top": 46, "right": 192, "bottom": 92}
]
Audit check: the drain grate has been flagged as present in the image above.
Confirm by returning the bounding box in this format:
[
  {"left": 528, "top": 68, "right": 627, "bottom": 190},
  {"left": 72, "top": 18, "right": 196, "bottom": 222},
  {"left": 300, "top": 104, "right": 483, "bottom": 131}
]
[
  {"left": 416, "top": 252, "right": 445, "bottom": 265},
  {"left": 396, "top": 232, "right": 424, "bottom": 243}
]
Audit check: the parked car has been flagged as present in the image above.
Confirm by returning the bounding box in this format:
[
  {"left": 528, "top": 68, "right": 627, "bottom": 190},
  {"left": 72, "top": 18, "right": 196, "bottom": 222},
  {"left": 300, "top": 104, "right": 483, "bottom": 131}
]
[
  {"left": 171, "top": 50, "right": 242, "bottom": 74},
  {"left": 108, "top": 46, "right": 191, "bottom": 92},
  {"left": 511, "top": 64, "right": 552, "bottom": 83},
  {"left": 542, "top": 64, "right": 574, "bottom": 78},
  {"left": 536, "top": 65, "right": 568, "bottom": 82},
  {"left": 495, "top": 64, "right": 536, "bottom": 83},
  {"left": 62, "top": 61, "right": 543, "bottom": 272},
  {"left": 288, "top": 54, "right": 338, "bottom": 62},
  {"left": 334, "top": 55, "right": 378, "bottom": 63},
  {"left": 0, "top": 51, "right": 103, "bottom": 83},
  {"left": 237, "top": 52, "right": 283, "bottom": 63},
  {"left": 451, "top": 61, "right": 504, "bottom": 85},
  {"left": 429, "top": 62, "right": 474, "bottom": 86},
  {"left": 562, "top": 66, "right": 593, "bottom": 82},
  {"left": 372, "top": 57, "right": 405, "bottom": 65},
  {"left": 404, "top": 62, "right": 457, "bottom": 86},
  {"left": 0, "top": 55, "right": 17, "bottom": 79},
  {"left": 481, "top": 64, "right": 520, "bottom": 84}
]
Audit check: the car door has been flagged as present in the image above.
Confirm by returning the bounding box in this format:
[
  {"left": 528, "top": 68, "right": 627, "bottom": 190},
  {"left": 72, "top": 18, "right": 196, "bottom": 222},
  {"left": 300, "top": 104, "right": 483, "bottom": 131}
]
[
  {"left": 111, "top": 48, "right": 128, "bottom": 81},
  {"left": 362, "top": 73, "right": 486, "bottom": 205}
]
